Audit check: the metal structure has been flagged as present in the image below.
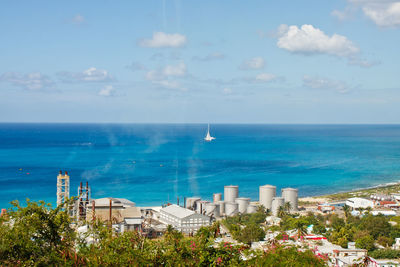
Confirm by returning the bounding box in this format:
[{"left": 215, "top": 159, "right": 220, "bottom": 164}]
[
  {"left": 56, "top": 170, "right": 70, "bottom": 207},
  {"left": 224, "top": 185, "right": 238, "bottom": 202},
  {"left": 259, "top": 185, "right": 276, "bottom": 210},
  {"left": 225, "top": 202, "right": 239, "bottom": 217},
  {"left": 271, "top": 197, "right": 285, "bottom": 216},
  {"left": 77, "top": 181, "right": 90, "bottom": 221},
  {"left": 235, "top": 197, "right": 250, "bottom": 214},
  {"left": 213, "top": 193, "right": 222, "bottom": 203},
  {"left": 246, "top": 204, "right": 258, "bottom": 214},
  {"left": 281, "top": 188, "right": 298, "bottom": 211}
]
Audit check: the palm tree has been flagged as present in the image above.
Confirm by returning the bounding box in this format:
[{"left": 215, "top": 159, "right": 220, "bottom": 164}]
[
  {"left": 284, "top": 202, "right": 292, "bottom": 213},
  {"left": 277, "top": 206, "right": 286, "bottom": 218},
  {"left": 294, "top": 221, "right": 308, "bottom": 241},
  {"left": 343, "top": 204, "right": 350, "bottom": 223}
]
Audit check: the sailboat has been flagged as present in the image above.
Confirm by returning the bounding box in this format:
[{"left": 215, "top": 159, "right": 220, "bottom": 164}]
[{"left": 204, "top": 123, "right": 216, "bottom": 142}]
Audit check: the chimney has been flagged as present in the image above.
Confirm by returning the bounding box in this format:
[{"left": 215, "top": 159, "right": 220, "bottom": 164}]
[{"left": 65, "top": 171, "right": 68, "bottom": 175}]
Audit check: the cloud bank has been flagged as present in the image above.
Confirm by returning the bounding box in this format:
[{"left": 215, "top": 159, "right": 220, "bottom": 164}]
[{"left": 139, "top": 32, "right": 187, "bottom": 48}]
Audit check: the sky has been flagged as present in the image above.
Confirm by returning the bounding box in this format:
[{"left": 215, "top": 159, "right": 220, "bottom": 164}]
[{"left": 0, "top": 0, "right": 400, "bottom": 124}]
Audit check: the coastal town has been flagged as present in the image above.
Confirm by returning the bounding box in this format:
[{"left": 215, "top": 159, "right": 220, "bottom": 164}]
[{"left": 4, "top": 170, "right": 398, "bottom": 266}]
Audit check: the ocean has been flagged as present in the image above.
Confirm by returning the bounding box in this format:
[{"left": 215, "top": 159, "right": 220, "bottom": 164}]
[{"left": 1, "top": 123, "right": 400, "bottom": 208}]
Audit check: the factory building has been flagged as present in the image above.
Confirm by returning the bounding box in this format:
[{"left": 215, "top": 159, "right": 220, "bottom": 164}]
[
  {"left": 345, "top": 197, "right": 374, "bottom": 209},
  {"left": 86, "top": 197, "right": 143, "bottom": 232},
  {"left": 159, "top": 204, "right": 211, "bottom": 233}
]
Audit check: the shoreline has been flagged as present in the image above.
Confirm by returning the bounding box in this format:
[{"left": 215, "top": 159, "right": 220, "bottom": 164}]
[{"left": 299, "top": 181, "right": 400, "bottom": 204}]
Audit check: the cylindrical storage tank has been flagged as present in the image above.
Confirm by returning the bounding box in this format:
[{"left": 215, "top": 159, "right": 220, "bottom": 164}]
[
  {"left": 213, "top": 193, "right": 222, "bottom": 203},
  {"left": 271, "top": 197, "right": 285, "bottom": 216},
  {"left": 224, "top": 185, "right": 239, "bottom": 203},
  {"left": 281, "top": 188, "right": 298, "bottom": 211},
  {"left": 225, "top": 202, "right": 238, "bottom": 217},
  {"left": 259, "top": 185, "right": 276, "bottom": 211},
  {"left": 217, "top": 201, "right": 225, "bottom": 215},
  {"left": 247, "top": 204, "right": 258, "bottom": 214},
  {"left": 186, "top": 197, "right": 201, "bottom": 209},
  {"left": 197, "top": 201, "right": 210, "bottom": 214},
  {"left": 235, "top": 197, "right": 250, "bottom": 214},
  {"left": 205, "top": 203, "right": 220, "bottom": 218}
]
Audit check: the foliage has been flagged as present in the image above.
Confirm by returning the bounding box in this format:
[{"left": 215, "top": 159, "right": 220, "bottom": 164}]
[
  {"left": 355, "top": 235, "right": 375, "bottom": 251},
  {"left": 377, "top": 236, "right": 394, "bottom": 248},
  {"left": 248, "top": 244, "right": 326, "bottom": 267},
  {"left": 368, "top": 249, "right": 400, "bottom": 259}
]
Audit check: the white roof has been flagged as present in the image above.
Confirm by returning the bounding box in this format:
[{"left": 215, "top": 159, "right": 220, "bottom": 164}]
[
  {"left": 346, "top": 197, "right": 374, "bottom": 208},
  {"left": 93, "top": 197, "right": 136, "bottom": 207},
  {"left": 371, "top": 210, "right": 396, "bottom": 216},
  {"left": 124, "top": 218, "right": 143, "bottom": 225},
  {"left": 160, "top": 204, "right": 195, "bottom": 219}
]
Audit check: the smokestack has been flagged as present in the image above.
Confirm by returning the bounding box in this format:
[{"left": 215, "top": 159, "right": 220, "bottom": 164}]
[
  {"left": 79, "top": 182, "right": 83, "bottom": 195},
  {"left": 184, "top": 197, "right": 186, "bottom": 208},
  {"left": 92, "top": 200, "right": 95, "bottom": 221},
  {"left": 59, "top": 170, "right": 62, "bottom": 174},
  {"left": 109, "top": 198, "right": 112, "bottom": 228},
  {"left": 86, "top": 182, "right": 89, "bottom": 202},
  {"left": 65, "top": 171, "right": 68, "bottom": 175},
  {"left": 177, "top": 197, "right": 179, "bottom": 206}
]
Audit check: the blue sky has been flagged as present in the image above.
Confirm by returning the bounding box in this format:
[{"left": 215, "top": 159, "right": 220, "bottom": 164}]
[{"left": 0, "top": 0, "right": 399, "bottom": 123}]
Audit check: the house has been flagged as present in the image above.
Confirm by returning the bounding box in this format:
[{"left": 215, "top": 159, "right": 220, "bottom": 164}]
[{"left": 159, "top": 204, "right": 211, "bottom": 233}]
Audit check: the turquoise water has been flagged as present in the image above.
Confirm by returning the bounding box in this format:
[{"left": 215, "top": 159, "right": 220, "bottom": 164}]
[{"left": 1, "top": 123, "right": 400, "bottom": 208}]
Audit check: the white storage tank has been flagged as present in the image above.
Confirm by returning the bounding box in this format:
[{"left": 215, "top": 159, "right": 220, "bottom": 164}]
[
  {"left": 205, "top": 203, "right": 220, "bottom": 218},
  {"left": 224, "top": 185, "right": 239, "bottom": 202},
  {"left": 235, "top": 197, "right": 250, "bottom": 214},
  {"left": 217, "top": 201, "right": 225, "bottom": 215},
  {"left": 186, "top": 197, "right": 201, "bottom": 209},
  {"left": 196, "top": 201, "right": 210, "bottom": 214},
  {"left": 281, "top": 188, "right": 298, "bottom": 211},
  {"left": 213, "top": 193, "right": 222, "bottom": 203},
  {"left": 247, "top": 204, "right": 258, "bottom": 214},
  {"left": 271, "top": 197, "right": 285, "bottom": 216},
  {"left": 225, "top": 202, "right": 238, "bottom": 217},
  {"left": 259, "top": 185, "right": 276, "bottom": 211}
]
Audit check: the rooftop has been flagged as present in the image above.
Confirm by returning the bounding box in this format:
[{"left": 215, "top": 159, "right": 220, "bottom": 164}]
[{"left": 160, "top": 204, "right": 195, "bottom": 219}]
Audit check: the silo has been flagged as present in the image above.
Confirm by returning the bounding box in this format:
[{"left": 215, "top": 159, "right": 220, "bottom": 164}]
[
  {"left": 197, "top": 201, "right": 210, "bottom": 214},
  {"left": 281, "top": 188, "right": 298, "bottom": 211},
  {"left": 213, "top": 193, "right": 222, "bottom": 203},
  {"left": 225, "top": 202, "right": 238, "bottom": 217},
  {"left": 247, "top": 204, "right": 258, "bottom": 214},
  {"left": 224, "top": 185, "right": 239, "bottom": 202},
  {"left": 186, "top": 197, "right": 201, "bottom": 209},
  {"left": 271, "top": 197, "right": 285, "bottom": 216},
  {"left": 217, "top": 201, "right": 225, "bottom": 215},
  {"left": 235, "top": 197, "right": 250, "bottom": 214},
  {"left": 259, "top": 185, "right": 276, "bottom": 210},
  {"left": 205, "top": 203, "right": 220, "bottom": 217}
]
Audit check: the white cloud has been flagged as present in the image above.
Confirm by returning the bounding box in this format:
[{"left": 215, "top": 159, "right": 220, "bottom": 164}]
[
  {"left": 192, "top": 52, "right": 225, "bottom": 61},
  {"left": 338, "top": 0, "right": 400, "bottom": 27},
  {"left": 139, "top": 32, "right": 187, "bottom": 48},
  {"left": 145, "top": 62, "right": 187, "bottom": 81},
  {"left": 58, "top": 67, "right": 113, "bottom": 82},
  {"left": 277, "top": 24, "right": 359, "bottom": 58},
  {"left": 303, "top": 75, "right": 350, "bottom": 93},
  {"left": 71, "top": 14, "right": 85, "bottom": 25},
  {"left": 0, "top": 72, "right": 54, "bottom": 90},
  {"left": 145, "top": 62, "right": 187, "bottom": 91},
  {"left": 255, "top": 73, "right": 276, "bottom": 82},
  {"left": 98, "top": 85, "right": 116, "bottom": 97},
  {"left": 240, "top": 57, "right": 265, "bottom": 70}
]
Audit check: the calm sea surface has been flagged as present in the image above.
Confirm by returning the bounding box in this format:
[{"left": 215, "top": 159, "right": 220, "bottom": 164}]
[{"left": 1, "top": 123, "right": 400, "bottom": 208}]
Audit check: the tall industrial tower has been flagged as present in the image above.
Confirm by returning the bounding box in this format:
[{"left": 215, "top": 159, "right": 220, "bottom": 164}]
[{"left": 57, "top": 170, "right": 70, "bottom": 206}]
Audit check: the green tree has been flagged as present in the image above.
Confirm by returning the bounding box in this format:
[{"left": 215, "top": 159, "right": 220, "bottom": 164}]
[{"left": 356, "top": 235, "right": 375, "bottom": 251}]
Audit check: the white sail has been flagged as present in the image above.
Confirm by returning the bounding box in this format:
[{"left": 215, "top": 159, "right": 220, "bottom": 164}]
[{"left": 204, "top": 123, "right": 215, "bottom": 141}]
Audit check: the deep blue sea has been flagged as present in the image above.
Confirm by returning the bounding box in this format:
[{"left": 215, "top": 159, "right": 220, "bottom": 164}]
[{"left": 1, "top": 123, "right": 400, "bottom": 208}]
